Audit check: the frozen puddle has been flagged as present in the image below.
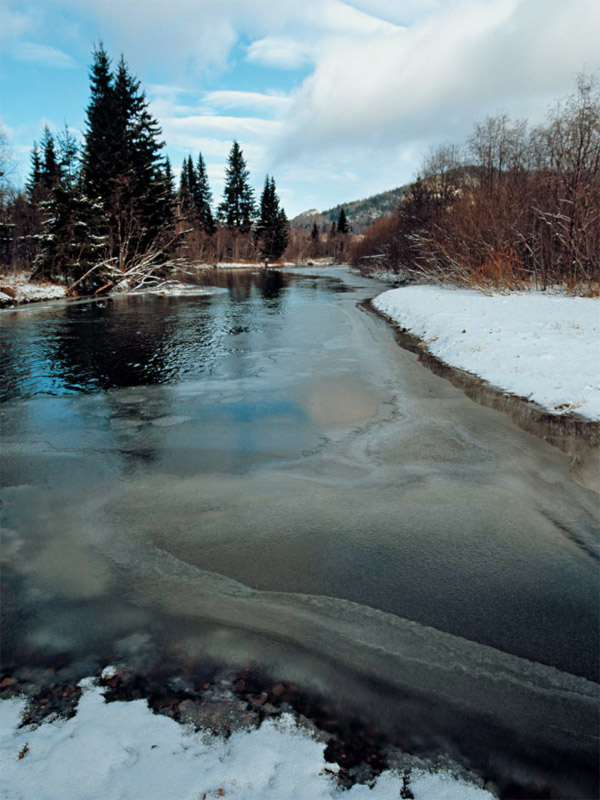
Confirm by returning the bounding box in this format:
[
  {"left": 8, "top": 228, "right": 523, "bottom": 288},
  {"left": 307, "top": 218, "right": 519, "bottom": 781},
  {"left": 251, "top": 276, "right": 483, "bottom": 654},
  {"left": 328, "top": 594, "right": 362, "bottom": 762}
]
[{"left": 0, "top": 679, "right": 495, "bottom": 800}]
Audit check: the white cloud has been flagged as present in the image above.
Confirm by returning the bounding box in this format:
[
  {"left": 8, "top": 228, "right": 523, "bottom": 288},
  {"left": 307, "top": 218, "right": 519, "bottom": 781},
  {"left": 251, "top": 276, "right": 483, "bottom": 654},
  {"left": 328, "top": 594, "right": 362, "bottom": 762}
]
[
  {"left": 246, "top": 38, "right": 314, "bottom": 70},
  {"left": 161, "top": 114, "right": 281, "bottom": 139},
  {"left": 277, "top": 0, "right": 600, "bottom": 160},
  {"left": 11, "top": 41, "right": 76, "bottom": 69},
  {"left": 202, "top": 90, "right": 291, "bottom": 113},
  {"left": 0, "top": 6, "right": 37, "bottom": 42}
]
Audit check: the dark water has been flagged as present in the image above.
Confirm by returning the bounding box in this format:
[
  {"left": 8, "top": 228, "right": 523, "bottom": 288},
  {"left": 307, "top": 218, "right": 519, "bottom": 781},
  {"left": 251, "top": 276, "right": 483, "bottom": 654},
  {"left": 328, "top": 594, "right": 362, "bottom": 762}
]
[{"left": 1, "top": 268, "right": 598, "bottom": 797}]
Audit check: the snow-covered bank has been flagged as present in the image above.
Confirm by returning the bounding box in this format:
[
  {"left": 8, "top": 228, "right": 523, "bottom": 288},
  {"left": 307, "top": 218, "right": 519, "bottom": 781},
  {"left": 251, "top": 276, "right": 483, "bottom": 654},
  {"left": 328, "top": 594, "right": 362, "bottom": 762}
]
[
  {"left": 0, "top": 272, "right": 66, "bottom": 306},
  {"left": 373, "top": 286, "right": 600, "bottom": 421},
  {"left": 0, "top": 680, "right": 494, "bottom": 800}
]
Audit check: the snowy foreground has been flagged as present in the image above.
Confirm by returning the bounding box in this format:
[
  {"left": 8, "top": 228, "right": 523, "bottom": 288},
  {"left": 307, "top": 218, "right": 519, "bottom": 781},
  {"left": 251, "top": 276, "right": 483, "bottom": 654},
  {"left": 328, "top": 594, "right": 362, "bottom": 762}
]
[
  {"left": 373, "top": 286, "right": 600, "bottom": 421},
  {"left": 0, "top": 680, "right": 494, "bottom": 800}
]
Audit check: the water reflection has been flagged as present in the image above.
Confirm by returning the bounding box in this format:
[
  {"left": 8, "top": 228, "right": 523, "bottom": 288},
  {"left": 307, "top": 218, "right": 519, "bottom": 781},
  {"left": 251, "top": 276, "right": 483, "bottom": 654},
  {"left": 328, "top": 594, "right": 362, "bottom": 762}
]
[{"left": 0, "top": 270, "right": 292, "bottom": 401}]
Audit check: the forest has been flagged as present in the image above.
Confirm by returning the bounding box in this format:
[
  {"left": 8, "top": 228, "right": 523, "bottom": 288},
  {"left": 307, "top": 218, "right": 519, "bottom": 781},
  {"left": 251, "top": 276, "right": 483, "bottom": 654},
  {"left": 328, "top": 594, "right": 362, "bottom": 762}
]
[
  {"left": 0, "top": 46, "right": 308, "bottom": 294},
  {"left": 351, "top": 75, "right": 600, "bottom": 293}
]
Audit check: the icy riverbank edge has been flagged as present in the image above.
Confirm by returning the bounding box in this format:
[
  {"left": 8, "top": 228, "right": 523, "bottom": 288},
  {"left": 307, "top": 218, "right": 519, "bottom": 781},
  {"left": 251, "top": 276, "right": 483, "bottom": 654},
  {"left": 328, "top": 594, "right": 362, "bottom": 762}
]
[
  {"left": 0, "top": 675, "right": 495, "bottom": 800},
  {"left": 0, "top": 261, "right": 332, "bottom": 307},
  {"left": 368, "top": 287, "right": 600, "bottom": 486}
]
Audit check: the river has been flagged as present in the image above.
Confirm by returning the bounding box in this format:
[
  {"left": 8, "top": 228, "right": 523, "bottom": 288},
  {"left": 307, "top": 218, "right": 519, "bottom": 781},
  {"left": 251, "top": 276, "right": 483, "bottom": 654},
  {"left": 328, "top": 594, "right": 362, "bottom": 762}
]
[{"left": 1, "top": 267, "right": 598, "bottom": 797}]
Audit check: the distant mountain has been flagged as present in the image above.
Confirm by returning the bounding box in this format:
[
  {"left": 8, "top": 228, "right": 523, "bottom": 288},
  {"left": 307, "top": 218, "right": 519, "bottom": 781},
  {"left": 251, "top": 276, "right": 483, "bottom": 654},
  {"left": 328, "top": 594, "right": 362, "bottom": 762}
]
[{"left": 291, "top": 185, "right": 410, "bottom": 234}]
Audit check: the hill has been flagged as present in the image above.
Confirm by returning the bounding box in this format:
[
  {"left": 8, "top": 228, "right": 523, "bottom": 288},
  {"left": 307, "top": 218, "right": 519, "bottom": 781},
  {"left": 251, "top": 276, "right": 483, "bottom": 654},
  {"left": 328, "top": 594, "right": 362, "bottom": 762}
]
[{"left": 291, "top": 185, "right": 409, "bottom": 234}]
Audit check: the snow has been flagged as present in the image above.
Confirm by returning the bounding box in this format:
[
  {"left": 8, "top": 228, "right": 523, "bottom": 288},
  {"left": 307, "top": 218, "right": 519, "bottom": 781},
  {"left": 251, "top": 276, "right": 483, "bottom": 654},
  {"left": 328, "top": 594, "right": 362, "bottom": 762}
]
[
  {"left": 373, "top": 286, "right": 600, "bottom": 420},
  {"left": 0, "top": 680, "right": 495, "bottom": 800},
  {"left": 0, "top": 272, "right": 66, "bottom": 305},
  {"left": 351, "top": 268, "right": 407, "bottom": 284},
  {"left": 130, "top": 281, "right": 222, "bottom": 297}
]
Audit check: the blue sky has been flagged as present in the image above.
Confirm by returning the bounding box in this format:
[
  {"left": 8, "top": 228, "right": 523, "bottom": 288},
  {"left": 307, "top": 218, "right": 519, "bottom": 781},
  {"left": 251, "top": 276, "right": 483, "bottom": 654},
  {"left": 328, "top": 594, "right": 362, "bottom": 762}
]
[{"left": 1, "top": 0, "right": 599, "bottom": 217}]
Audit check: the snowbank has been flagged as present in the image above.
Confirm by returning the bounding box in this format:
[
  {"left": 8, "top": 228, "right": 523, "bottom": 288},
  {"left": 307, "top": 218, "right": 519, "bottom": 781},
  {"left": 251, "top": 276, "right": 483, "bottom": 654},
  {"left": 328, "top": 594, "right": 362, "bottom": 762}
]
[
  {"left": 373, "top": 286, "right": 600, "bottom": 421},
  {"left": 0, "top": 272, "right": 66, "bottom": 306},
  {"left": 0, "top": 681, "right": 495, "bottom": 800}
]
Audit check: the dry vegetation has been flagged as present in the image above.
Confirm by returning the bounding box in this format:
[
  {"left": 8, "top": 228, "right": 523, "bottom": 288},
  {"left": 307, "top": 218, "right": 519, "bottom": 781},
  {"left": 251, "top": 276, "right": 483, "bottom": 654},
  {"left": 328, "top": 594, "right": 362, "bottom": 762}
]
[{"left": 352, "top": 76, "right": 600, "bottom": 293}]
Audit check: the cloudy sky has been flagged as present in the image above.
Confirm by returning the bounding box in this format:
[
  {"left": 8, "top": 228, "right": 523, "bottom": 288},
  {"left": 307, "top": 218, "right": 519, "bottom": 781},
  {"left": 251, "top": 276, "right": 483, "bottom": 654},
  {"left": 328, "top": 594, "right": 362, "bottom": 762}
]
[{"left": 1, "top": 0, "right": 599, "bottom": 216}]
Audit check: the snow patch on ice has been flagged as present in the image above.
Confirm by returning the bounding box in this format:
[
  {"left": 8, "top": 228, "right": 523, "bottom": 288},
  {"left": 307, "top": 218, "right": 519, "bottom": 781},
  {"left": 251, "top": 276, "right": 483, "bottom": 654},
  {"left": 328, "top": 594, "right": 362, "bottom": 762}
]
[
  {"left": 373, "top": 286, "right": 600, "bottom": 420},
  {"left": 129, "top": 282, "right": 224, "bottom": 297},
  {"left": 0, "top": 682, "right": 496, "bottom": 800}
]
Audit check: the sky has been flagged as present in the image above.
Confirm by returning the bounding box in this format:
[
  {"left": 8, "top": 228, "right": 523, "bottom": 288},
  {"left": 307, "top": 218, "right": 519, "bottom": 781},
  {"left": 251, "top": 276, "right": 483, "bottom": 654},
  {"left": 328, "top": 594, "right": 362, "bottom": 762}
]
[{"left": 1, "top": 0, "right": 599, "bottom": 217}]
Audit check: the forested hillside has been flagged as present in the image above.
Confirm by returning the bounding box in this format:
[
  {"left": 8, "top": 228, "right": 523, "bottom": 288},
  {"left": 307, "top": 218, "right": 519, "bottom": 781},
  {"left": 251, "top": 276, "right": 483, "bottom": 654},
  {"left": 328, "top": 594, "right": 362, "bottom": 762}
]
[{"left": 292, "top": 185, "right": 409, "bottom": 234}]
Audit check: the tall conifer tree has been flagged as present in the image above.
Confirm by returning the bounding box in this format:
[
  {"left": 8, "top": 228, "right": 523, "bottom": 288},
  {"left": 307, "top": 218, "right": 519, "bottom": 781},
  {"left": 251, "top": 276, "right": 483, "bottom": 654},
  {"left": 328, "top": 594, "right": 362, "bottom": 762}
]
[
  {"left": 337, "top": 207, "right": 349, "bottom": 234},
  {"left": 82, "top": 46, "right": 172, "bottom": 268},
  {"left": 178, "top": 157, "right": 191, "bottom": 213},
  {"left": 26, "top": 144, "right": 42, "bottom": 200},
  {"left": 218, "top": 141, "right": 255, "bottom": 233},
  {"left": 81, "top": 43, "right": 114, "bottom": 206},
  {"left": 256, "top": 175, "right": 289, "bottom": 262},
  {"left": 194, "top": 152, "right": 215, "bottom": 234},
  {"left": 40, "top": 126, "right": 60, "bottom": 190}
]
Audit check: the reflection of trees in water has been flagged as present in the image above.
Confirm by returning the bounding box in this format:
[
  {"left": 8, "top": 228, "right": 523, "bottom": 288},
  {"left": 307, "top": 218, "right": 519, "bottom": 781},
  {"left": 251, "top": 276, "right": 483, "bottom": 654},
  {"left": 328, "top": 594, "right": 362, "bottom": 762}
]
[
  {"left": 189, "top": 268, "right": 289, "bottom": 307},
  {"left": 2, "top": 270, "right": 294, "bottom": 401},
  {"left": 51, "top": 297, "right": 171, "bottom": 391},
  {"left": 0, "top": 332, "right": 33, "bottom": 402},
  {"left": 255, "top": 270, "right": 286, "bottom": 309},
  {"left": 104, "top": 383, "right": 175, "bottom": 472}
]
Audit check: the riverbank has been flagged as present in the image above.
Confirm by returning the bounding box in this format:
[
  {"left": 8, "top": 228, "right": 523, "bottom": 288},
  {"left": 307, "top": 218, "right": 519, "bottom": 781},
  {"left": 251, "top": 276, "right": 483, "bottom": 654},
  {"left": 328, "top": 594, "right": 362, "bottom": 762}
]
[
  {"left": 370, "top": 286, "right": 600, "bottom": 488},
  {"left": 372, "top": 286, "right": 600, "bottom": 421},
  {"left": 0, "top": 666, "right": 496, "bottom": 800}
]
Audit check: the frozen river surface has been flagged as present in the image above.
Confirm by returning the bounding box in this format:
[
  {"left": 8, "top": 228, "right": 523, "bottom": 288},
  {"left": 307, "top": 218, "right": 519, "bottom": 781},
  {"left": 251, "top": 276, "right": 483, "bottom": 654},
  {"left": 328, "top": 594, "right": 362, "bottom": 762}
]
[{"left": 1, "top": 268, "right": 598, "bottom": 797}]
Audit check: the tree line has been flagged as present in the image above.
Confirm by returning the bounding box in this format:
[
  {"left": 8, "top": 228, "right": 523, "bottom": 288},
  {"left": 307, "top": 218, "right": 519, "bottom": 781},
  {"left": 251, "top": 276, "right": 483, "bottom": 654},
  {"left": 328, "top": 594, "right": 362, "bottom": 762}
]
[
  {"left": 352, "top": 75, "right": 600, "bottom": 291},
  {"left": 0, "top": 45, "right": 290, "bottom": 292}
]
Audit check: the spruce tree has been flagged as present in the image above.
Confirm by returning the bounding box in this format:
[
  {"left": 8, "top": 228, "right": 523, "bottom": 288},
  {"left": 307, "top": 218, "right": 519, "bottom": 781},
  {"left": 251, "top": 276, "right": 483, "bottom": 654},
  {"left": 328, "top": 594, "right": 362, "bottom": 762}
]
[
  {"left": 218, "top": 141, "right": 255, "bottom": 233},
  {"left": 22, "top": 144, "right": 44, "bottom": 265},
  {"left": 82, "top": 46, "right": 172, "bottom": 268},
  {"left": 155, "top": 158, "right": 175, "bottom": 231},
  {"left": 186, "top": 155, "right": 198, "bottom": 206},
  {"left": 56, "top": 125, "right": 79, "bottom": 190},
  {"left": 256, "top": 175, "right": 289, "bottom": 263},
  {"left": 310, "top": 220, "right": 320, "bottom": 256},
  {"left": 123, "top": 68, "right": 173, "bottom": 254},
  {"left": 40, "top": 126, "right": 60, "bottom": 190},
  {"left": 162, "top": 156, "right": 176, "bottom": 211},
  {"left": 81, "top": 43, "right": 115, "bottom": 206},
  {"left": 32, "top": 184, "right": 107, "bottom": 282},
  {"left": 194, "top": 151, "right": 215, "bottom": 234},
  {"left": 33, "top": 121, "right": 106, "bottom": 283},
  {"left": 337, "top": 207, "right": 349, "bottom": 234},
  {"left": 26, "top": 144, "right": 42, "bottom": 200},
  {"left": 178, "top": 157, "right": 191, "bottom": 213}
]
